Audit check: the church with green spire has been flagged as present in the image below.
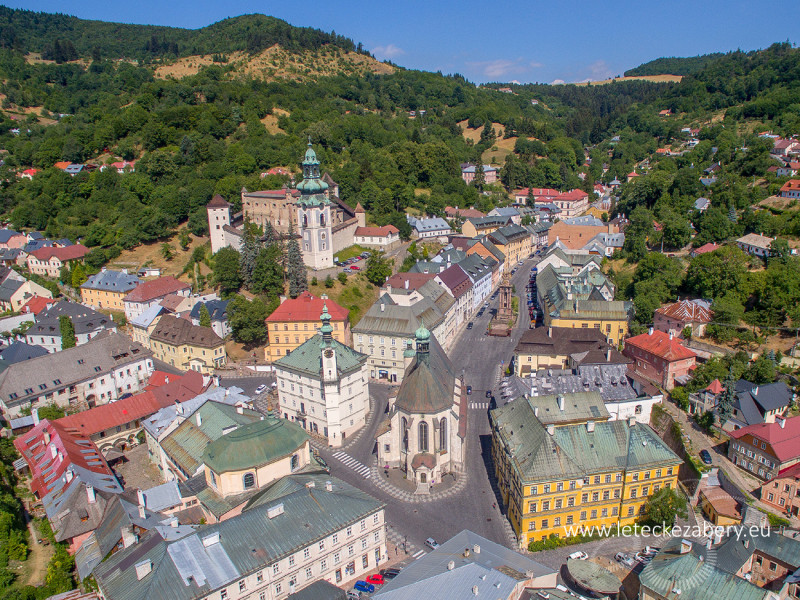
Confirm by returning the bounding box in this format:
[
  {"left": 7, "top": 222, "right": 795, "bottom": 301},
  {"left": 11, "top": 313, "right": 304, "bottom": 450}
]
[
  {"left": 209, "top": 141, "right": 366, "bottom": 269},
  {"left": 273, "top": 303, "right": 371, "bottom": 447}
]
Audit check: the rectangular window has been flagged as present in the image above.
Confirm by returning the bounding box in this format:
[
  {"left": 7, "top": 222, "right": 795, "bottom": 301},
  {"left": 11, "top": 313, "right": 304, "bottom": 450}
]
[
  {"left": 321, "top": 558, "right": 327, "bottom": 571},
  {"left": 580, "top": 511, "right": 587, "bottom": 520},
  {"left": 590, "top": 509, "right": 597, "bottom": 518},
  {"left": 304, "top": 548, "right": 310, "bottom": 559},
  {"left": 555, "top": 499, "right": 562, "bottom": 509},
  {"left": 256, "top": 571, "right": 263, "bottom": 583},
  {"left": 289, "top": 555, "right": 295, "bottom": 566},
  {"left": 554, "top": 517, "right": 561, "bottom": 526},
  {"left": 541, "top": 519, "right": 548, "bottom": 529},
  {"left": 220, "top": 591, "right": 227, "bottom": 600},
  {"left": 566, "top": 515, "right": 573, "bottom": 525},
  {"left": 305, "top": 567, "right": 313, "bottom": 579},
  {"left": 239, "top": 580, "right": 246, "bottom": 593},
  {"left": 334, "top": 552, "right": 341, "bottom": 564},
  {"left": 333, "top": 533, "right": 338, "bottom": 544}
]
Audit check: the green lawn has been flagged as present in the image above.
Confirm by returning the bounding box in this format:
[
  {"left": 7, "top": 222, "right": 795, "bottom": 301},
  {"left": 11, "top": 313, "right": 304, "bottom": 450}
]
[
  {"left": 334, "top": 244, "right": 367, "bottom": 262},
  {"left": 308, "top": 274, "right": 379, "bottom": 326}
]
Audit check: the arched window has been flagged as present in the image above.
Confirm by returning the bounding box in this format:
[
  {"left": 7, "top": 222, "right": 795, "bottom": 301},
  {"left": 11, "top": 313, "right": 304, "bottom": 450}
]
[
  {"left": 291, "top": 454, "right": 300, "bottom": 471},
  {"left": 401, "top": 417, "right": 408, "bottom": 452},
  {"left": 439, "top": 418, "right": 447, "bottom": 452},
  {"left": 303, "top": 214, "right": 308, "bottom": 228},
  {"left": 243, "top": 472, "right": 255, "bottom": 489},
  {"left": 418, "top": 421, "right": 429, "bottom": 452},
  {"left": 320, "top": 212, "right": 326, "bottom": 227}
]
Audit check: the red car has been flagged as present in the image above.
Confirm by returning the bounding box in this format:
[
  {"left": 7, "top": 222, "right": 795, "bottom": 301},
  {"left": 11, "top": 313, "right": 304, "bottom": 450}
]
[
  {"left": 365, "top": 574, "right": 385, "bottom": 585},
  {"left": 349, "top": 265, "right": 361, "bottom": 271}
]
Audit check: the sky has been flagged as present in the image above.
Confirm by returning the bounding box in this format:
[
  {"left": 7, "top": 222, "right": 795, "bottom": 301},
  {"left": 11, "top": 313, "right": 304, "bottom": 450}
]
[{"left": 7, "top": 0, "right": 800, "bottom": 84}]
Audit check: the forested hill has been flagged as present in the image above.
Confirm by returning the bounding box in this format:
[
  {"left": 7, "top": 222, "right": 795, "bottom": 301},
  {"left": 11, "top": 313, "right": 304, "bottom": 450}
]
[
  {"left": 624, "top": 52, "right": 725, "bottom": 76},
  {"left": 0, "top": 7, "right": 361, "bottom": 61}
]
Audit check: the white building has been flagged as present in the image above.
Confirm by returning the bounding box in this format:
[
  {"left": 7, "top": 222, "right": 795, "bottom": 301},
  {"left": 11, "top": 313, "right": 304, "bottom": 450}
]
[
  {"left": 353, "top": 225, "right": 401, "bottom": 251},
  {"left": 274, "top": 305, "right": 369, "bottom": 447}
]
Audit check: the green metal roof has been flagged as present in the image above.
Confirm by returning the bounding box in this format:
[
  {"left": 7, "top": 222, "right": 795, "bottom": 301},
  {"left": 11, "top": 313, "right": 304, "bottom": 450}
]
[
  {"left": 203, "top": 417, "right": 309, "bottom": 474},
  {"left": 490, "top": 399, "right": 681, "bottom": 484},
  {"left": 160, "top": 402, "right": 262, "bottom": 476},
  {"left": 274, "top": 333, "right": 367, "bottom": 377}
]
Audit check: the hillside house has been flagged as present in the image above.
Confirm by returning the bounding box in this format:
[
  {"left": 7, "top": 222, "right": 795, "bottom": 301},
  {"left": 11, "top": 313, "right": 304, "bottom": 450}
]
[{"left": 27, "top": 244, "right": 89, "bottom": 277}]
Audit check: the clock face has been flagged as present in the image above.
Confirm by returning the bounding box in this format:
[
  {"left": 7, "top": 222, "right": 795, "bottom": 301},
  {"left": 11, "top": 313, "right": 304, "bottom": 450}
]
[{"left": 324, "top": 349, "right": 334, "bottom": 358}]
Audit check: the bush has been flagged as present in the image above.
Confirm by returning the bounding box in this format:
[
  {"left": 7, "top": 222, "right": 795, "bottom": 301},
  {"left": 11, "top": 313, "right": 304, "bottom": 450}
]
[
  {"left": 311, "top": 277, "right": 318, "bottom": 286},
  {"left": 325, "top": 275, "right": 334, "bottom": 288},
  {"left": 337, "top": 272, "right": 348, "bottom": 284},
  {"left": 767, "top": 512, "right": 790, "bottom": 528}
]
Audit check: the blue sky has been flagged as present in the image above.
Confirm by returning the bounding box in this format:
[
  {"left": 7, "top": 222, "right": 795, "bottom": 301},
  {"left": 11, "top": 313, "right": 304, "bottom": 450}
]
[{"left": 8, "top": 0, "right": 800, "bottom": 83}]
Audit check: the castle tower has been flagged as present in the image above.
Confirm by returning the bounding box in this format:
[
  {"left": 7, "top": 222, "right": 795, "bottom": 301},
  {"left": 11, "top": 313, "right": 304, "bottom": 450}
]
[
  {"left": 296, "top": 142, "right": 334, "bottom": 270},
  {"left": 207, "top": 194, "right": 231, "bottom": 254},
  {"left": 354, "top": 202, "right": 367, "bottom": 228}
]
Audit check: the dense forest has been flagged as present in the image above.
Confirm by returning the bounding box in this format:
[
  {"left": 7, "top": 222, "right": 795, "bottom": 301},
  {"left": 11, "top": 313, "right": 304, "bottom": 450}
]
[{"left": 624, "top": 52, "right": 725, "bottom": 76}]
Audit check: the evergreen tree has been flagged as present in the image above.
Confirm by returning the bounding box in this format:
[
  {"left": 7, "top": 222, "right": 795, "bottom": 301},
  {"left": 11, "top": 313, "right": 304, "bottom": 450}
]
[
  {"left": 239, "top": 217, "right": 261, "bottom": 289},
  {"left": 160, "top": 243, "right": 174, "bottom": 261},
  {"left": 717, "top": 369, "right": 736, "bottom": 428},
  {"left": 251, "top": 244, "right": 285, "bottom": 298},
  {"left": 70, "top": 263, "right": 87, "bottom": 288},
  {"left": 198, "top": 304, "right": 212, "bottom": 328},
  {"left": 59, "top": 316, "right": 76, "bottom": 349},
  {"left": 179, "top": 229, "right": 191, "bottom": 251},
  {"left": 728, "top": 205, "right": 738, "bottom": 223},
  {"left": 286, "top": 225, "right": 307, "bottom": 298},
  {"left": 213, "top": 247, "right": 242, "bottom": 297},
  {"left": 473, "top": 160, "right": 485, "bottom": 192}
]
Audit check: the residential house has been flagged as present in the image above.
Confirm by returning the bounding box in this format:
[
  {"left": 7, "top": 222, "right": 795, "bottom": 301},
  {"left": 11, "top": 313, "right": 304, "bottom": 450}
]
[
  {"left": 697, "top": 473, "right": 742, "bottom": 526},
  {"left": 275, "top": 305, "right": 369, "bottom": 447},
  {"left": 107, "top": 160, "right": 136, "bottom": 173},
  {"left": 688, "top": 379, "right": 724, "bottom": 416},
  {"left": 25, "top": 300, "right": 117, "bottom": 353},
  {"left": 694, "top": 197, "right": 711, "bottom": 212},
  {"left": 19, "top": 294, "right": 54, "bottom": 315},
  {"left": 488, "top": 224, "right": 532, "bottom": 268},
  {"left": 94, "top": 474, "right": 386, "bottom": 600},
  {"left": 487, "top": 206, "right": 522, "bottom": 225},
  {"left": 513, "top": 326, "right": 618, "bottom": 375},
  {"left": 691, "top": 242, "right": 721, "bottom": 257},
  {"left": 444, "top": 206, "right": 485, "bottom": 220},
  {"left": 491, "top": 396, "right": 681, "bottom": 548},
  {"left": 435, "top": 264, "right": 473, "bottom": 329},
  {"left": 122, "top": 276, "right": 191, "bottom": 321},
  {"left": 724, "top": 380, "right": 793, "bottom": 432},
  {"left": 737, "top": 233, "right": 775, "bottom": 257},
  {"left": 460, "top": 163, "right": 498, "bottom": 185},
  {"left": 622, "top": 329, "right": 697, "bottom": 391},
  {"left": 728, "top": 415, "right": 800, "bottom": 480},
  {"left": 773, "top": 138, "right": 800, "bottom": 156},
  {"left": 654, "top": 299, "right": 713, "bottom": 338},
  {"left": 353, "top": 225, "right": 401, "bottom": 251},
  {"left": 776, "top": 162, "right": 800, "bottom": 178},
  {"left": 408, "top": 216, "right": 452, "bottom": 240},
  {"left": 0, "top": 341, "right": 48, "bottom": 366},
  {"left": 714, "top": 526, "right": 800, "bottom": 592},
  {"left": 0, "top": 247, "right": 22, "bottom": 266},
  {"left": 0, "top": 332, "right": 153, "bottom": 418},
  {"left": 14, "top": 418, "right": 123, "bottom": 551},
  {"left": 129, "top": 304, "right": 165, "bottom": 349},
  {"left": 760, "top": 462, "right": 800, "bottom": 517},
  {"left": 189, "top": 299, "right": 230, "bottom": 339},
  {"left": 372, "top": 530, "right": 557, "bottom": 599},
  {"left": 0, "top": 229, "right": 26, "bottom": 250},
  {"left": 639, "top": 538, "right": 778, "bottom": 600},
  {"left": 265, "top": 292, "right": 350, "bottom": 361},
  {"left": 384, "top": 272, "right": 436, "bottom": 291},
  {"left": 461, "top": 215, "right": 510, "bottom": 238},
  {"left": 530, "top": 221, "right": 552, "bottom": 249},
  {"left": 26, "top": 244, "right": 88, "bottom": 277},
  {"left": 149, "top": 315, "right": 226, "bottom": 374},
  {"left": 780, "top": 179, "right": 800, "bottom": 199},
  {"left": 0, "top": 269, "right": 53, "bottom": 312},
  {"left": 512, "top": 187, "right": 560, "bottom": 204},
  {"left": 456, "top": 253, "right": 494, "bottom": 309},
  {"left": 80, "top": 268, "right": 140, "bottom": 311},
  {"left": 466, "top": 237, "right": 506, "bottom": 286}
]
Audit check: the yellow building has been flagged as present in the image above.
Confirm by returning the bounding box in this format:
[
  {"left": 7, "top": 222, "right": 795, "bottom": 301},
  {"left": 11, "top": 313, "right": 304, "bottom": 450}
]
[
  {"left": 698, "top": 485, "right": 742, "bottom": 527},
  {"left": 488, "top": 224, "right": 533, "bottom": 269},
  {"left": 265, "top": 292, "right": 351, "bottom": 361},
  {"left": 461, "top": 215, "right": 509, "bottom": 238},
  {"left": 149, "top": 314, "right": 226, "bottom": 374},
  {"left": 79, "top": 268, "right": 141, "bottom": 311},
  {"left": 490, "top": 393, "right": 681, "bottom": 549},
  {"left": 513, "top": 326, "right": 627, "bottom": 376}
]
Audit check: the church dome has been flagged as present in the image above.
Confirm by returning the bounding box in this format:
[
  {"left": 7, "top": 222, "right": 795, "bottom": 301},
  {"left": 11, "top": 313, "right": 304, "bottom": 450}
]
[{"left": 414, "top": 323, "right": 430, "bottom": 342}]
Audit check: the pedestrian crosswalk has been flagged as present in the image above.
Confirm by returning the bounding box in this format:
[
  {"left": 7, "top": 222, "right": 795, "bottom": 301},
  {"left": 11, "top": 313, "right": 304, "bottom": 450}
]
[
  {"left": 411, "top": 549, "right": 426, "bottom": 559},
  {"left": 332, "top": 451, "right": 372, "bottom": 479},
  {"left": 470, "top": 402, "right": 490, "bottom": 409}
]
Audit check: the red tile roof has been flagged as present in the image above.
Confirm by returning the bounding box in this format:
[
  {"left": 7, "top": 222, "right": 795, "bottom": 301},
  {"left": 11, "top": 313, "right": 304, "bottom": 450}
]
[
  {"left": 265, "top": 291, "right": 349, "bottom": 323},
  {"left": 776, "top": 462, "right": 800, "bottom": 480},
  {"left": 780, "top": 180, "right": 800, "bottom": 193},
  {"left": 655, "top": 300, "right": 713, "bottom": 324},
  {"left": 29, "top": 244, "right": 89, "bottom": 262},
  {"left": 53, "top": 161, "right": 71, "bottom": 170},
  {"left": 56, "top": 391, "right": 162, "bottom": 436},
  {"left": 624, "top": 330, "right": 697, "bottom": 361},
  {"left": 20, "top": 295, "right": 54, "bottom": 315},
  {"left": 14, "top": 419, "right": 114, "bottom": 500},
  {"left": 123, "top": 276, "right": 190, "bottom": 303},
  {"left": 445, "top": 206, "right": 485, "bottom": 219},
  {"left": 729, "top": 415, "right": 800, "bottom": 462},
  {"left": 557, "top": 189, "right": 589, "bottom": 201},
  {"left": 692, "top": 242, "right": 720, "bottom": 255},
  {"left": 355, "top": 225, "right": 399, "bottom": 237},
  {"left": 385, "top": 273, "right": 436, "bottom": 291},
  {"left": 145, "top": 369, "right": 207, "bottom": 403},
  {"left": 207, "top": 194, "right": 230, "bottom": 208},
  {"left": 706, "top": 379, "right": 724, "bottom": 395}
]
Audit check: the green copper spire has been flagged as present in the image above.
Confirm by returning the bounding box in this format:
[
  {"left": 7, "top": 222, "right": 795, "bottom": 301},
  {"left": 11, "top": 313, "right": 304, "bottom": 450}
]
[
  {"left": 319, "top": 302, "right": 334, "bottom": 342},
  {"left": 296, "top": 139, "right": 329, "bottom": 203},
  {"left": 414, "top": 319, "right": 430, "bottom": 342}
]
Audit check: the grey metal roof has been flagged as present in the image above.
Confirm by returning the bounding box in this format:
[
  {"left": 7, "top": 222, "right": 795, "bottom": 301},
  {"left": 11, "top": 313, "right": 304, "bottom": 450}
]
[
  {"left": 27, "top": 300, "right": 116, "bottom": 337},
  {"left": 189, "top": 299, "right": 229, "bottom": 322},
  {"left": 95, "top": 474, "right": 384, "bottom": 600},
  {"left": 411, "top": 217, "right": 451, "bottom": 233},
  {"left": 0, "top": 341, "right": 48, "bottom": 364},
  {"left": 81, "top": 269, "right": 140, "bottom": 293},
  {"left": 0, "top": 277, "right": 24, "bottom": 301},
  {"left": 394, "top": 335, "right": 456, "bottom": 414},
  {"left": 353, "top": 292, "right": 447, "bottom": 338},
  {"left": 287, "top": 580, "right": 346, "bottom": 600},
  {"left": 374, "top": 530, "right": 554, "bottom": 600},
  {"left": 129, "top": 304, "right": 164, "bottom": 329},
  {"left": 140, "top": 480, "right": 182, "bottom": 512},
  {"left": 0, "top": 332, "right": 152, "bottom": 410},
  {"left": 0, "top": 229, "right": 20, "bottom": 243}
]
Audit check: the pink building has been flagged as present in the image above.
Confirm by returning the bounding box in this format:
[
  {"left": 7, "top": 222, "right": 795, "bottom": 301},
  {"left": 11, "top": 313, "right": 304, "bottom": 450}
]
[
  {"left": 461, "top": 163, "right": 498, "bottom": 185},
  {"left": 623, "top": 328, "right": 697, "bottom": 390},
  {"left": 0, "top": 229, "right": 27, "bottom": 250}
]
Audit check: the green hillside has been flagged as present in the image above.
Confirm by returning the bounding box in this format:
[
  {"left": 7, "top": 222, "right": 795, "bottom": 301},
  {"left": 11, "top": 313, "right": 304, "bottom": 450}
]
[{"left": 624, "top": 53, "right": 725, "bottom": 76}]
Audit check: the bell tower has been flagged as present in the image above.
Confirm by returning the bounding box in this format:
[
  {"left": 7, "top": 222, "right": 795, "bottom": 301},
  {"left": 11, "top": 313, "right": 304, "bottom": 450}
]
[{"left": 296, "top": 141, "right": 334, "bottom": 270}]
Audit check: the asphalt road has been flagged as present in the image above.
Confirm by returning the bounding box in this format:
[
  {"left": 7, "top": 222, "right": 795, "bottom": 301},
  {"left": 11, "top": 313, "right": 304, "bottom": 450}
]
[
  {"left": 218, "top": 374, "right": 276, "bottom": 397},
  {"left": 310, "top": 258, "right": 540, "bottom": 562}
]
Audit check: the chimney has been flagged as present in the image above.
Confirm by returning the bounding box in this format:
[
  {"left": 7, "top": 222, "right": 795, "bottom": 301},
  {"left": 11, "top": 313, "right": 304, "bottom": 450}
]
[
  {"left": 214, "top": 375, "right": 220, "bottom": 387},
  {"left": 87, "top": 484, "right": 96, "bottom": 504},
  {"left": 669, "top": 331, "right": 674, "bottom": 340},
  {"left": 745, "top": 539, "right": 749, "bottom": 549},
  {"left": 236, "top": 405, "right": 243, "bottom": 414},
  {"left": 628, "top": 416, "right": 637, "bottom": 427},
  {"left": 473, "top": 544, "right": 481, "bottom": 554},
  {"left": 137, "top": 489, "right": 146, "bottom": 506},
  {"left": 50, "top": 443, "right": 57, "bottom": 459},
  {"left": 447, "top": 560, "right": 455, "bottom": 571},
  {"left": 706, "top": 538, "right": 712, "bottom": 549},
  {"left": 606, "top": 348, "right": 611, "bottom": 361},
  {"left": 196, "top": 413, "right": 202, "bottom": 427},
  {"left": 121, "top": 526, "right": 137, "bottom": 548},
  {"left": 464, "top": 548, "right": 471, "bottom": 558},
  {"left": 472, "top": 585, "right": 479, "bottom": 596},
  {"left": 175, "top": 402, "right": 184, "bottom": 416},
  {"left": 547, "top": 424, "right": 555, "bottom": 436},
  {"left": 587, "top": 421, "right": 595, "bottom": 433},
  {"left": 32, "top": 408, "right": 40, "bottom": 425},
  {"left": 557, "top": 395, "right": 565, "bottom": 411},
  {"left": 753, "top": 386, "right": 759, "bottom": 395},
  {"left": 648, "top": 326, "right": 654, "bottom": 336},
  {"left": 548, "top": 326, "right": 552, "bottom": 338},
  {"left": 680, "top": 539, "right": 692, "bottom": 554},
  {"left": 380, "top": 303, "right": 385, "bottom": 312},
  {"left": 779, "top": 417, "right": 786, "bottom": 429},
  {"left": 404, "top": 279, "right": 409, "bottom": 290},
  {"left": 135, "top": 559, "right": 152, "bottom": 580},
  {"left": 138, "top": 503, "right": 146, "bottom": 519},
  {"left": 165, "top": 376, "right": 170, "bottom": 384},
  {"left": 326, "top": 481, "right": 333, "bottom": 492},
  {"left": 44, "top": 430, "right": 50, "bottom": 444}
]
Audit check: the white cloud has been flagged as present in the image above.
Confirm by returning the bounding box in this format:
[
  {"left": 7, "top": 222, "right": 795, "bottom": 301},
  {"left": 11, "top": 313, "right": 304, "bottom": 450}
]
[
  {"left": 587, "top": 60, "right": 613, "bottom": 81},
  {"left": 372, "top": 44, "right": 406, "bottom": 60},
  {"left": 467, "top": 57, "right": 543, "bottom": 80},
  {"left": 529, "top": 61, "right": 544, "bottom": 69},
  {"left": 550, "top": 78, "right": 565, "bottom": 85}
]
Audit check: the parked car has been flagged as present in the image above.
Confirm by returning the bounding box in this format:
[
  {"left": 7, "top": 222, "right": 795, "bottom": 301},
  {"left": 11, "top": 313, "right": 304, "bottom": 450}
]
[
  {"left": 350, "top": 265, "right": 361, "bottom": 271},
  {"left": 568, "top": 551, "right": 588, "bottom": 560},
  {"left": 347, "top": 591, "right": 362, "bottom": 600},
  {"left": 635, "top": 552, "right": 652, "bottom": 563},
  {"left": 254, "top": 384, "right": 267, "bottom": 395},
  {"left": 467, "top": 322, "right": 473, "bottom": 330},
  {"left": 425, "top": 537, "right": 439, "bottom": 550},
  {"left": 700, "top": 449, "right": 713, "bottom": 465},
  {"left": 366, "top": 574, "right": 385, "bottom": 585},
  {"left": 381, "top": 567, "right": 401, "bottom": 580},
  {"left": 354, "top": 581, "right": 375, "bottom": 593}
]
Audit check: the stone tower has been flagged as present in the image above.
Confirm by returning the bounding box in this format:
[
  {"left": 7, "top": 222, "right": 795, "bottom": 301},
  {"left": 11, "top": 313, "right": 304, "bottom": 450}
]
[
  {"left": 355, "top": 202, "right": 367, "bottom": 228},
  {"left": 296, "top": 142, "right": 334, "bottom": 270},
  {"left": 207, "top": 194, "right": 231, "bottom": 254}
]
